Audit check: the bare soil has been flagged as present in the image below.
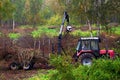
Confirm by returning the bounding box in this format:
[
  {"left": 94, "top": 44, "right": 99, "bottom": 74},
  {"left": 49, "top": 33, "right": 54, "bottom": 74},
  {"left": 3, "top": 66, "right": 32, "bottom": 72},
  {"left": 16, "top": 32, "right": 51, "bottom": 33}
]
[
  {"left": 0, "top": 68, "right": 38, "bottom": 80},
  {"left": 0, "top": 60, "right": 49, "bottom": 80}
]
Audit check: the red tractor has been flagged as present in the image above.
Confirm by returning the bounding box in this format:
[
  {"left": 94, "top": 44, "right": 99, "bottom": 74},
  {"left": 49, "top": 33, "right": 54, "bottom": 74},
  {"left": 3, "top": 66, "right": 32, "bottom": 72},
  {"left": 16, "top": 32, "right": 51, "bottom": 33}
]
[{"left": 73, "top": 37, "right": 115, "bottom": 66}]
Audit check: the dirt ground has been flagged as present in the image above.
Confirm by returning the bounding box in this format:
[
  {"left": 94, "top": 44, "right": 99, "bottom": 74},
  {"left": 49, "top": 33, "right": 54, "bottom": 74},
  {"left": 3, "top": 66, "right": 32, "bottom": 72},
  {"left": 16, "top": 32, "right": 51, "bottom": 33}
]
[
  {"left": 0, "top": 68, "right": 38, "bottom": 80},
  {"left": 0, "top": 60, "right": 49, "bottom": 80}
]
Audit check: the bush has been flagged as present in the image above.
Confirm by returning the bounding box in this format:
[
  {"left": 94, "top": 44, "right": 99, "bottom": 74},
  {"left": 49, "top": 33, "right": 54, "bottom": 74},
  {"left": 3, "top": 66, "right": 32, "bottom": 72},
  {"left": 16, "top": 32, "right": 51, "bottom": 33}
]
[
  {"left": 71, "top": 30, "right": 97, "bottom": 37},
  {"left": 49, "top": 55, "right": 120, "bottom": 80},
  {"left": 0, "top": 32, "right": 3, "bottom": 37},
  {"left": 47, "top": 14, "right": 61, "bottom": 25},
  {"left": 73, "top": 58, "right": 120, "bottom": 80},
  {"left": 29, "top": 55, "right": 120, "bottom": 80},
  {"left": 114, "top": 26, "right": 120, "bottom": 35},
  {"left": 49, "top": 54, "right": 75, "bottom": 80},
  {"left": 8, "top": 33, "right": 21, "bottom": 40},
  {"left": 31, "top": 27, "right": 57, "bottom": 38}
]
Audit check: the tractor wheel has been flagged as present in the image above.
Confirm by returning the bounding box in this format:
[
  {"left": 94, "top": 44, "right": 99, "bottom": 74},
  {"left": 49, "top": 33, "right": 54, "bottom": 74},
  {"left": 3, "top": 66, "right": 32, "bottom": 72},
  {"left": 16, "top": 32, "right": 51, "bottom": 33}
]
[
  {"left": 23, "top": 65, "right": 30, "bottom": 70},
  {"left": 23, "top": 62, "right": 35, "bottom": 70},
  {"left": 79, "top": 53, "right": 95, "bottom": 66},
  {"left": 9, "top": 62, "right": 19, "bottom": 70}
]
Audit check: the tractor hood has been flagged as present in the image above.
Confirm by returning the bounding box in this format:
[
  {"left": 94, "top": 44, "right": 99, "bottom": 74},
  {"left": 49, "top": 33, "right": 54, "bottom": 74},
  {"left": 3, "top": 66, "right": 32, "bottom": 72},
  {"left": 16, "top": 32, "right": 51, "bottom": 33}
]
[{"left": 100, "top": 50, "right": 115, "bottom": 58}]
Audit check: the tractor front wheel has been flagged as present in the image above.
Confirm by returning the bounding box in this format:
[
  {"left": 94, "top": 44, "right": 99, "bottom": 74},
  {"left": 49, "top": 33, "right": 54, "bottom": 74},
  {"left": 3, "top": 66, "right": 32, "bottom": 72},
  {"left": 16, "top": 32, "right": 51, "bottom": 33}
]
[{"left": 79, "top": 53, "right": 95, "bottom": 66}]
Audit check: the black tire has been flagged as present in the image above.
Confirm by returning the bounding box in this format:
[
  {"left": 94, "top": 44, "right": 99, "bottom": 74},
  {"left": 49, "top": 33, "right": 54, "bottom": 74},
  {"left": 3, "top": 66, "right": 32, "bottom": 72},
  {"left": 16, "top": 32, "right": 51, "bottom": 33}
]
[
  {"left": 79, "top": 53, "right": 95, "bottom": 66},
  {"left": 23, "top": 62, "right": 35, "bottom": 70},
  {"left": 23, "top": 64, "right": 30, "bottom": 70},
  {"left": 9, "top": 62, "right": 19, "bottom": 70}
]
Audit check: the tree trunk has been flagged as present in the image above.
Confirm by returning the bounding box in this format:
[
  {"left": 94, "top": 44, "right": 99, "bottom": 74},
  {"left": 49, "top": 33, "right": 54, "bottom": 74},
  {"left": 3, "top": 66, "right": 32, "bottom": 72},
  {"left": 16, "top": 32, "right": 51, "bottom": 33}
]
[{"left": 12, "top": 19, "right": 15, "bottom": 31}]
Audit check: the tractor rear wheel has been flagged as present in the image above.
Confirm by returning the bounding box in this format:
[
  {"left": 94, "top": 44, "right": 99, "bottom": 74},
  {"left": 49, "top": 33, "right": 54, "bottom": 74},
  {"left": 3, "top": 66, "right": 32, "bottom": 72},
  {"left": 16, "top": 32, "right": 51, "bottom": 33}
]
[{"left": 79, "top": 53, "right": 95, "bottom": 66}]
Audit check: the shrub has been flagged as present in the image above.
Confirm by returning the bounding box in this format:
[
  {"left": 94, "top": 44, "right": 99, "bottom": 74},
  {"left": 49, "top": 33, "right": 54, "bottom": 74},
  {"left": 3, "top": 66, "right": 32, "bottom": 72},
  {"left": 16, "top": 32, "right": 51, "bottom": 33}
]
[
  {"left": 47, "top": 14, "right": 61, "bottom": 25},
  {"left": 49, "top": 54, "right": 120, "bottom": 80},
  {"left": 114, "top": 26, "right": 120, "bottom": 35},
  {"left": 71, "top": 30, "right": 97, "bottom": 37},
  {"left": 73, "top": 58, "right": 120, "bottom": 80},
  {"left": 49, "top": 54, "right": 75, "bottom": 80},
  {"left": 31, "top": 27, "right": 57, "bottom": 38},
  {"left": 29, "top": 55, "right": 120, "bottom": 80},
  {"left": 0, "top": 32, "right": 3, "bottom": 37},
  {"left": 8, "top": 33, "right": 21, "bottom": 40}
]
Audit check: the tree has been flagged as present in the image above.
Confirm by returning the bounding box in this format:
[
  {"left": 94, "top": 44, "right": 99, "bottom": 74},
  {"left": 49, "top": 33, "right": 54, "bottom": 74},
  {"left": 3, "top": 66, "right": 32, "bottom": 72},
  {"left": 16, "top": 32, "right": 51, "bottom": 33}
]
[
  {"left": 23, "top": 0, "right": 31, "bottom": 24},
  {"left": 12, "top": 0, "right": 25, "bottom": 25},
  {"left": 30, "top": 0, "right": 43, "bottom": 27},
  {"left": 0, "top": 0, "right": 15, "bottom": 26}
]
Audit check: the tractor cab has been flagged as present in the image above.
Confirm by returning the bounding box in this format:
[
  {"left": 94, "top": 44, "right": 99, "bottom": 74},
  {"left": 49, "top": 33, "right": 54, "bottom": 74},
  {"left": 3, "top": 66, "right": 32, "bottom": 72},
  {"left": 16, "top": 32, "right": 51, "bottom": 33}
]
[
  {"left": 76, "top": 37, "right": 101, "bottom": 57},
  {"left": 73, "top": 36, "right": 115, "bottom": 66}
]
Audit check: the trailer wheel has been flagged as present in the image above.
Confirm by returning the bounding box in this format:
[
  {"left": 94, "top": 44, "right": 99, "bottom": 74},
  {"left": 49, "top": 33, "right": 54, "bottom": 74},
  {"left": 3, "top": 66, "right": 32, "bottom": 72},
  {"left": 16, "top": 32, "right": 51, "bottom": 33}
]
[
  {"left": 23, "top": 64, "right": 30, "bottom": 70},
  {"left": 9, "top": 62, "right": 19, "bottom": 70},
  {"left": 23, "top": 62, "right": 35, "bottom": 70},
  {"left": 79, "top": 53, "right": 95, "bottom": 66}
]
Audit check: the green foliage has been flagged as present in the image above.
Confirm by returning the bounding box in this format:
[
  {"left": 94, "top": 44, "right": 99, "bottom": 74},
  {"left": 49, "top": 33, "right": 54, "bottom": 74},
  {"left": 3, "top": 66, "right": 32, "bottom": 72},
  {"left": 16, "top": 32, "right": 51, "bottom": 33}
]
[
  {"left": 49, "top": 54, "right": 75, "bottom": 80},
  {"left": 31, "top": 27, "right": 58, "bottom": 38},
  {"left": 47, "top": 14, "right": 61, "bottom": 25},
  {"left": 28, "top": 70, "right": 57, "bottom": 80},
  {"left": 71, "top": 30, "right": 97, "bottom": 37},
  {"left": 0, "top": 32, "right": 3, "bottom": 37},
  {"left": 13, "top": 0, "right": 25, "bottom": 23},
  {"left": 8, "top": 33, "right": 21, "bottom": 40},
  {"left": 0, "top": 0, "right": 15, "bottom": 21},
  {"left": 86, "top": 59, "right": 120, "bottom": 80},
  {"left": 0, "top": 0, "right": 120, "bottom": 26},
  {"left": 74, "top": 58, "right": 120, "bottom": 80},
  {"left": 114, "top": 26, "right": 120, "bottom": 35},
  {"left": 19, "top": 25, "right": 33, "bottom": 29},
  {"left": 31, "top": 30, "right": 41, "bottom": 38},
  {"left": 112, "top": 48, "right": 120, "bottom": 56},
  {"left": 28, "top": 56, "right": 120, "bottom": 80}
]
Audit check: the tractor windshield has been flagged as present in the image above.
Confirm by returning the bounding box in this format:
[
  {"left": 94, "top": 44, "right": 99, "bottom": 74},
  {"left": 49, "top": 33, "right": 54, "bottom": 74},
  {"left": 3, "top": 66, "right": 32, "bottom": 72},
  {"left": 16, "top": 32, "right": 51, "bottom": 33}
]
[
  {"left": 76, "top": 38, "right": 99, "bottom": 51},
  {"left": 82, "top": 40, "right": 90, "bottom": 50},
  {"left": 76, "top": 40, "right": 91, "bottom": 51}
]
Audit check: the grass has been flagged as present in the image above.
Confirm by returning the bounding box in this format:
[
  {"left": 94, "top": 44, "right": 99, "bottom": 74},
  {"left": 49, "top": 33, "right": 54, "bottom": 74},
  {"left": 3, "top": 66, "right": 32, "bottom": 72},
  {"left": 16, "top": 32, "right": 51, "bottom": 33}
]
[
  {"left": 8, "top": 33, "right": 21, "bottom": 40},
  {"left": 0, "top": 32, "right": 3, "bottom": 37},
  {"left": 27, "top": 69, "right": 57, "bottom": 80},
  {"left": 18, "top": 24, "right": 99, "bottom": 38},
  {"left": 114, "top": 26, "right": 120, "bottom": 35},
  {"left": 71, "top": 29, "right": 98, "bottom": 37},
  {"left": 14, "top": 24, "right": 120, "bottom": 39},
  {"left": 31, "top": 26, "right": 58, "bottom": 38},
  {"left": 19, "top": 25, "right": 33, "bottom": 29}
]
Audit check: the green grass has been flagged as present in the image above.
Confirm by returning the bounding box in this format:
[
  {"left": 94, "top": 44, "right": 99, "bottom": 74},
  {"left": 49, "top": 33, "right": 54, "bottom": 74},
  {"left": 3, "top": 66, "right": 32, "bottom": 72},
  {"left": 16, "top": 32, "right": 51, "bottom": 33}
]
[
  {"left": 19, "top": 24, "right": 99, "bottom": 38},
  {"left": 31, "top": 26, "right": 58, "bottom": 38},
  {"left": 114, "top": 26, "right": 120, "bottom": 35},
  {"left": 19, "top": 25, "right": 33, "bottom": 29},
  {"left": 71, "top": 30, "right": 97, "bottom": 37},
  {"left": 28, "top": 70, "right": 57, "bottom": 80},
  {"left": 0, "top": 32, "right": 3, "bottom": 37},
  {"left": 8, "top": 33, "right": 21, "bottom": 40},
  {"left": 17, "top": 25, "right": 120, "bottom": 38}
]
